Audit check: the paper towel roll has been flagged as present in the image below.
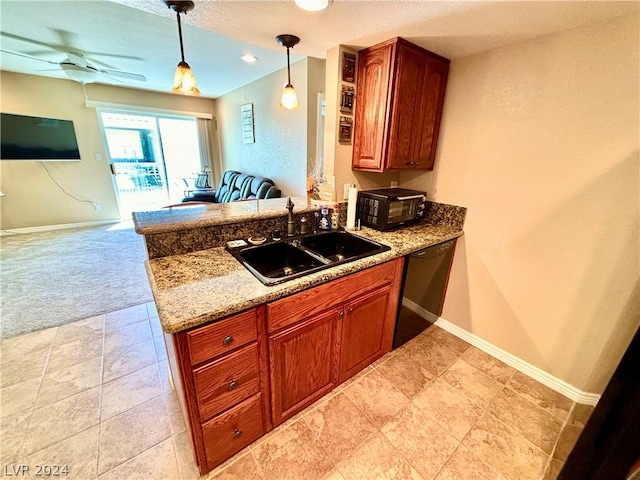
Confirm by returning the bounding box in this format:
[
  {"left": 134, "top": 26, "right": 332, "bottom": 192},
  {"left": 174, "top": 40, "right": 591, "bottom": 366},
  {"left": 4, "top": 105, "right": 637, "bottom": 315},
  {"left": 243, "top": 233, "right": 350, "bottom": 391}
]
[{"left": 346, "top": 186, "right": 358, "bottom": 230}]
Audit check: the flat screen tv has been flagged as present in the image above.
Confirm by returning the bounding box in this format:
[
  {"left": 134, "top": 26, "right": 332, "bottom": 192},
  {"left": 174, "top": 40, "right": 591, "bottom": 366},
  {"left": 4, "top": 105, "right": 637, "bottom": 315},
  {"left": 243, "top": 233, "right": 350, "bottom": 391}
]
[{"left": 1, "top": 113, "right": 81, "bottom": 161}]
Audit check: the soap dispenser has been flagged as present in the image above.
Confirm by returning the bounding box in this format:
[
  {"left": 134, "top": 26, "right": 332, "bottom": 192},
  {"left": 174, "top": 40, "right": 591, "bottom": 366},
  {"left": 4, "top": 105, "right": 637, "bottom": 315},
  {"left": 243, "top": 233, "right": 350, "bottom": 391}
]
[{"left": 318, "top": 206, "right": 331, "bottom": 231}]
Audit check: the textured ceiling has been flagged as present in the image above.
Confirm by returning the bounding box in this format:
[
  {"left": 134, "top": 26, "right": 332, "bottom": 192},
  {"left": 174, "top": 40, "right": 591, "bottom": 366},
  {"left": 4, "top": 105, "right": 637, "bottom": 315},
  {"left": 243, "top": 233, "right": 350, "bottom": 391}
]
[{"left": 0, "top": 0, "right": 637, "bottom": 98}]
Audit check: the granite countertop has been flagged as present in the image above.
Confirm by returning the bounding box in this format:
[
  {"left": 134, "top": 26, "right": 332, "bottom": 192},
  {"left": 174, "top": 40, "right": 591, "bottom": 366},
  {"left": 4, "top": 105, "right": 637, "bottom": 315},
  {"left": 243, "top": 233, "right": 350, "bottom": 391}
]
[
  {"left": 146, "top": 222, "right": 463, "bottom": 334},
  {"left": 133, "top": 196, "right": 316, "bottom": 235}
]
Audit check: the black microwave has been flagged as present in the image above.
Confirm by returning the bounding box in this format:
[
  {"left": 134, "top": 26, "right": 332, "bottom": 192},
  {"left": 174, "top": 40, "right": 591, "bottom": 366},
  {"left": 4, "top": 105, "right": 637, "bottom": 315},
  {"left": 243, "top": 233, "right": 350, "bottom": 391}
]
[{"left": 356, "top": 188, "right": 427, "bottom": 230}]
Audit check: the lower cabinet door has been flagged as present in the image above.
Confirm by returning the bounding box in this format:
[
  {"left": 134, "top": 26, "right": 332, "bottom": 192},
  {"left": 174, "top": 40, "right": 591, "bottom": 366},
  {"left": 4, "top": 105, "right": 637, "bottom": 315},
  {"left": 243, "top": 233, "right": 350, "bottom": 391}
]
[
  {"left": 340, "top": 286, "right": 393, "bottom": 382},
  {"left": 269, "top": 307, "right": 342, "bottom": 425},
  {"left": 202, "top": 393, "right": 264, "bottom": 471}
]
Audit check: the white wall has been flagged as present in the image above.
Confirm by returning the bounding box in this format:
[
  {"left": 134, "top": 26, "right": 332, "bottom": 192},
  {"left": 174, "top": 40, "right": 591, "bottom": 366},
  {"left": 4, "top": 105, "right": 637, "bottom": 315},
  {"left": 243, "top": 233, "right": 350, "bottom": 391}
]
[
  {"left": 214, "top": 58, "right": 325, "bottom": 197},
  {"left": 0, "top": 72, "right": 215, "bottom": 230},
  {"left": 306, "top": 57, "right": 326, "bottom": 175},
  {"left": 401, "top": 14, "right": 639, "bottom": 394}
]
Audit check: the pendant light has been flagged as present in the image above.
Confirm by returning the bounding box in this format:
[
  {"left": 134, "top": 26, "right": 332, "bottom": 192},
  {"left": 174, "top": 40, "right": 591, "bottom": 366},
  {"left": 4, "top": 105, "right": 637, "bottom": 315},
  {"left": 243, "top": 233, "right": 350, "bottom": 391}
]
[
  {"left": 275, "top": 34, "right": 300, "bottom": 110},
  {"left": 165, "top": 0, "right": 200, "bottom": 96}
]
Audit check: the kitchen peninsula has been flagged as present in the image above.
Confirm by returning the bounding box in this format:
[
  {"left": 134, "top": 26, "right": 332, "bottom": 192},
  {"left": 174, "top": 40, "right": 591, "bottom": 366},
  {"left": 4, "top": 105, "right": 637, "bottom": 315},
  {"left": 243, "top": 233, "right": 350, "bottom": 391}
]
[{"left": 134, "top": 196, "right": 465, "bottom": 474}]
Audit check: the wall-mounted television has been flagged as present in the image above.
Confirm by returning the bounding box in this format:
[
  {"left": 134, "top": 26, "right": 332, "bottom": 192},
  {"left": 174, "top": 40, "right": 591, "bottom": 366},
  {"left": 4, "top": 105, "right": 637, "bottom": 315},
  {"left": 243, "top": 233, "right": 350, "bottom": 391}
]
[{"left": 1, "top": 113, "right": 81, "bottom": 161}]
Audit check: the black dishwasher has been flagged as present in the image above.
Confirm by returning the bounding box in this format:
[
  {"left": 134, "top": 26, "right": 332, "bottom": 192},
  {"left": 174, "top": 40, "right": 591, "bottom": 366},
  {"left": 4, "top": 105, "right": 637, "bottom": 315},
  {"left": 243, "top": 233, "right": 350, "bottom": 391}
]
[{"left": 393, "top": 238, "right": 457, "bottom": 348}]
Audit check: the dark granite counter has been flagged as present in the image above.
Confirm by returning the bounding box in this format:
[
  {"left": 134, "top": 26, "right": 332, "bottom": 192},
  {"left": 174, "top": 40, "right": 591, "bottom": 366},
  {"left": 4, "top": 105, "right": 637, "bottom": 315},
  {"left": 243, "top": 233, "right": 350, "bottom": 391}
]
[
  {"left": 133, "top": 196, "right": 316, "bottom": 235},
  {"left": 146, "top": 222, "right": 464, "bottom": 334},
  {"left": 135, "top": 195, "right": 466, "bottom": 334}
]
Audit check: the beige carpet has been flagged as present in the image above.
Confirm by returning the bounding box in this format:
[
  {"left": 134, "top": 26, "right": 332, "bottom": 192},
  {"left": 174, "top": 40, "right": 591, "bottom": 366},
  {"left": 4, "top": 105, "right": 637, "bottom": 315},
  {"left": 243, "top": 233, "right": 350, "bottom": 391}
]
[{"left": 1, "top": 221, "right": 153, "bottom": 339}]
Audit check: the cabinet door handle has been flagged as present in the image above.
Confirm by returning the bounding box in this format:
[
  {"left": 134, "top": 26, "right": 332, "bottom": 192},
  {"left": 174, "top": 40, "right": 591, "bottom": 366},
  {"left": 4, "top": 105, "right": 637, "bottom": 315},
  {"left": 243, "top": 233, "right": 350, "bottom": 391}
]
[
  {"left": 228, "top": 380, "right": 238, "bottom": 391},
  {"left": 347, "top": 307, "right": 353, "bottom": 313},
  {"left": 223, "top": 335, "right": 234, "bottom": 346},
  {"left": 338, "top": 310, "right": 344, "bottom": 317},
  {"left": 233, "top": 428, "right": 242, "bottom": 439}
]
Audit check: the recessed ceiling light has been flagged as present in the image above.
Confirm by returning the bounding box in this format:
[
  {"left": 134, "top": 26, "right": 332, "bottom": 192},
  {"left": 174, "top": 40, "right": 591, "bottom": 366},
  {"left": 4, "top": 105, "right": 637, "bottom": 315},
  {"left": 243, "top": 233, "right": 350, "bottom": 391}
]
[
  {"left": 241, "top": 54, "right": 257, "bottom": 63},
  {"left": 294, "top": 0, "right": 330, "bottom": 12}
]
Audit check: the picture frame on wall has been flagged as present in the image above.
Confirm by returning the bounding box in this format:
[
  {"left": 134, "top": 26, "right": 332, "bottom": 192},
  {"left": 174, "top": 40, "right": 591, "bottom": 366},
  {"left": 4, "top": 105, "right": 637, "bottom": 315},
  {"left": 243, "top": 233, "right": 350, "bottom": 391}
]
[
  {"left": 241, "top": 103, "right": 255, "bottom": 144},
  {"left": 340, "top": 85, "right": 355, "bottom": 114},
  {"left": 342, "top": 52, "right": 356, "bottom": 83},
  {"left": 339, "top": 116, "right": 353, "bottom": 143}
]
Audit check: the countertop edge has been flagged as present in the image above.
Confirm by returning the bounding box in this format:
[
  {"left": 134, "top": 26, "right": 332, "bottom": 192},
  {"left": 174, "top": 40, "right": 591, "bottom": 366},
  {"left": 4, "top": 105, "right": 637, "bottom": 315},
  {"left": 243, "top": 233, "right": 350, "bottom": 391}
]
[{"left": 134, "top": 200, "right": 320, "bottom": 235}]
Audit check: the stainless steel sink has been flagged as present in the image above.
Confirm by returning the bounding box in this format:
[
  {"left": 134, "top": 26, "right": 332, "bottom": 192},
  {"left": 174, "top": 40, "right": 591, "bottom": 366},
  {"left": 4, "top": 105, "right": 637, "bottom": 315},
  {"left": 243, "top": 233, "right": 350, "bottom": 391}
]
[{"left": 227, "top": 230, "right": 390, "bottom": 285}]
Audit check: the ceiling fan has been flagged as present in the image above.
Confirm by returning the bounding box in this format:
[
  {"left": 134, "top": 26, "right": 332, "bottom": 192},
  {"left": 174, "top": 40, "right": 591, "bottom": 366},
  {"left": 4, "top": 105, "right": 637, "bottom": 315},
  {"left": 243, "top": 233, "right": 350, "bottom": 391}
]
[{"left": 1, "top": 49, "right": 147, "bottom": 85}]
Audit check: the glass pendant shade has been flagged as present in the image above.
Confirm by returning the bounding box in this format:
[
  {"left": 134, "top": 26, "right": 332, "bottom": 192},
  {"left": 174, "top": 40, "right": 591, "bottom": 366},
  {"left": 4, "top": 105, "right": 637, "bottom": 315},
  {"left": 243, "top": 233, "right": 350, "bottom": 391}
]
[
  {"left": 294, "top": 0, "right": 329, "bottom": 11},
  {"left": 172, "top": 61, "right": 200, "bottom": 95},
  {"left": 280, "top": 83, "right": 299, "bottom": 110}
]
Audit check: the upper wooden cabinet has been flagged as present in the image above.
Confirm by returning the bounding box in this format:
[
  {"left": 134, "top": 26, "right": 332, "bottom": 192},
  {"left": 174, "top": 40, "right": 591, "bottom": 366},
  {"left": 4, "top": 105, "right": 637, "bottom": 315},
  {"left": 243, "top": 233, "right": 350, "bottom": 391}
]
[{"left": 352, "top": 37, "right": 450, "bottom": 172}]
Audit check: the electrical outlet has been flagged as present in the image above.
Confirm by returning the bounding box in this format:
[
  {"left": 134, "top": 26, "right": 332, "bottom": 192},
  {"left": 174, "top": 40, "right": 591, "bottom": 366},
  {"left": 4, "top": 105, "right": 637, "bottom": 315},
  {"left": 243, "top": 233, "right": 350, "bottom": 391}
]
[
  {"left": 390, "top": 181, "right": 398, "bottom": 188},
  {"left": 92, "top": 203, "right": 102, "bottom": 211}
]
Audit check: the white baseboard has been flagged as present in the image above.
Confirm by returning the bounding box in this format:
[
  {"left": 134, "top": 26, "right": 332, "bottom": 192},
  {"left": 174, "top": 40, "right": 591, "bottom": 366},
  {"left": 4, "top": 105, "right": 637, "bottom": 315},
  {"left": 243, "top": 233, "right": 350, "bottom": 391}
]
[
  {"left": 402, "top": 298, "right": 601, "bottom": 406},
  {"left": 1, "top": 219, "right": 123, "bottom": 235}
]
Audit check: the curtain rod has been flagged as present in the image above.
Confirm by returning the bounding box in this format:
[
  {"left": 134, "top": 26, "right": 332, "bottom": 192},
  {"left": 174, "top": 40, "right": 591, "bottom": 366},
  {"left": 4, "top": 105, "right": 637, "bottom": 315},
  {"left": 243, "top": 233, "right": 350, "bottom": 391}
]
[{"left": 85, "top": 100, "right": 213, "bottom": 119}]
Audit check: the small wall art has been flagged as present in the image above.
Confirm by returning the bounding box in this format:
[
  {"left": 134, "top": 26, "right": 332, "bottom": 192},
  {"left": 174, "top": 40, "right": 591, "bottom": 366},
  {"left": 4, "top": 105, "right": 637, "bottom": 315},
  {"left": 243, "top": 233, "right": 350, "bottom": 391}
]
[
  {"left": 340, "top": 85, "right": 355, "bottom": 114},
  {"left": 241, "top": 103, "right": 255, "bottom": 144},
  {"left": 342, "top": 52, "right": 356, "bottom": 83},
  {"left": 339, "top": 116, "right": 353, "bottom": 143}
]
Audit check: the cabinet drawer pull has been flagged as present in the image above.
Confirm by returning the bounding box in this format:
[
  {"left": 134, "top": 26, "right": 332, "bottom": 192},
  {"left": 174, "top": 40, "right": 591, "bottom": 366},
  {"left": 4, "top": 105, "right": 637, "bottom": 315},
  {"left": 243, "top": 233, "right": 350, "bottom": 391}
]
[
  {"left": 233, "top": 428, "right": 243, "bottom": 439},
  {"left": 228, "top": 380, "right": 238, "bottom": 391},
  {"left": 223, "top": 335, "right": 234, "bottom": 346}
]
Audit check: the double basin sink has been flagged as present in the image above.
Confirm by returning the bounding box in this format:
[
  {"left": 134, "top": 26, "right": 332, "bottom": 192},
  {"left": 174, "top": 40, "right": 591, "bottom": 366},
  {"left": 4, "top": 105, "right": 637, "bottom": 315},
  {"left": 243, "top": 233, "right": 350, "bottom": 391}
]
[{"left": 227, "top": 230, "right": 391, "bottom": 285}]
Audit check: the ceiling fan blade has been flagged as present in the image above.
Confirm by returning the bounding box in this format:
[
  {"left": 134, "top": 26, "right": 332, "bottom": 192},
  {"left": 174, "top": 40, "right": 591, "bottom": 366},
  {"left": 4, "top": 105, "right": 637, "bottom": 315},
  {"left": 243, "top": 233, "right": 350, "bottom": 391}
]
[
  {"left": 83, "top": 51, "right": 144, "bottom": 61},
  {"left": 0, "top": 31, "right": 62, "bottom": 52},
  {"left": 80, "top": 56, "right": 114, "bottom": 70},
  {"left": 35, "top": 68, "right": 64, "bottom": 73},
  {"left": 0, "top": 49, "right": 58, "bottom": 65},
  {"left": 100, "top": 69, "right": 147, "bottom": 82},
  {"left": 66, "top": 52, "right": 87, "bottom": 67},
  {"left": 1, "top": 31, "right": 140, "bottom": 67},
  {"left": 101, "top": 74, "right": 123, "bottom": 84},
  {"left": 53, "top": 28, "right": 75, "bottom": 50},
  {"left": 22, "top": 49, "right": 64, "bottom": 58}
]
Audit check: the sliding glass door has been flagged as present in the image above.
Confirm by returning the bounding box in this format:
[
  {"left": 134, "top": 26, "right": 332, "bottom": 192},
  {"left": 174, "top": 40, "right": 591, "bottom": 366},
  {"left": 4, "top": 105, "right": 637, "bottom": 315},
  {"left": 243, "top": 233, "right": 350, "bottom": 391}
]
[{"left": 99, "top": 111, "right": 202, "bottom": 218}]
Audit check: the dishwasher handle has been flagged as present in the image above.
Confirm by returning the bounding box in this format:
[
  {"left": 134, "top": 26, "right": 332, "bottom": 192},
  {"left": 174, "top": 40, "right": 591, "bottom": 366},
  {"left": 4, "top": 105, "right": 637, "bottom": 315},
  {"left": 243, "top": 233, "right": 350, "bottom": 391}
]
[{"left": 409, "top": 239, "right": 456, "bottom": 258}]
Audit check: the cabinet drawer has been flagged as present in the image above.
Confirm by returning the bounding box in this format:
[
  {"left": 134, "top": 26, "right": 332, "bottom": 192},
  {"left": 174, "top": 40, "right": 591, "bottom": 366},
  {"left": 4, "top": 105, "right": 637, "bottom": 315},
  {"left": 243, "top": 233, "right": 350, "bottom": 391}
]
[
  {"left": 194, "top": 343, "right": 260, "bottom": 421},
  {"left": 267, "top": 260, "right": 399, "bottom": 332},
  {"left": 202, "top": 393, "right": 264, "bottom": 470},
  {"left": 187, "top": 309, "right": 257, "bottom": 365}
]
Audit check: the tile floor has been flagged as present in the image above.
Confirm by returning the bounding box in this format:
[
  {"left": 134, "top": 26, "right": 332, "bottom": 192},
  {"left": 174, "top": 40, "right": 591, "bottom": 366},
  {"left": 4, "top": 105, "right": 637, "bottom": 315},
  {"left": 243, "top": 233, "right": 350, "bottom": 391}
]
[{"left": 0, "top": 304, "right": 593, "bottom": 480}]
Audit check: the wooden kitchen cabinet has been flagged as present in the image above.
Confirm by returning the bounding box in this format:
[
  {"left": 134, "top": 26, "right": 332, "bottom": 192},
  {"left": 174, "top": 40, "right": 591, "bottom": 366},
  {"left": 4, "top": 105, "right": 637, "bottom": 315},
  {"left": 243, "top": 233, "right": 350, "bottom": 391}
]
[
  {"left": 268, "top": 307, "right": 343, "bottom": 424},
  {"left": 352, "top": 37, "right": 450, "bottom": 172},
  {"left": 167, "top": 258, "right": 404, "bottom": 475},
  {"left": 266, "top": 258, "right": 404, "bottom": 425},
  {"left": 339, "top": 286, "right": 395, "bottom": 382},
  {"left": 167, "top": 307, "right": 271, "bottom": 475}
]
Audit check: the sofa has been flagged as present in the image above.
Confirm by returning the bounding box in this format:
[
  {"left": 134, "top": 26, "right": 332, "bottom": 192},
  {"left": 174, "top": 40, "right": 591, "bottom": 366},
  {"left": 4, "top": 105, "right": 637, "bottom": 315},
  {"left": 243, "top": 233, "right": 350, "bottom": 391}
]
[{"left": 182, "top": 170, "right": 281, "bottom": 203}]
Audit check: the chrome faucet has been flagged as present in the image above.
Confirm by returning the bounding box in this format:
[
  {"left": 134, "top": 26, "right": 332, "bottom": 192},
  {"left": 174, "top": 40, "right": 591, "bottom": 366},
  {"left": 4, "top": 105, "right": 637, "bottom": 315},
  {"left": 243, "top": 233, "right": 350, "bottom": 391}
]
[{"left": 286, "top": 197, "right": 296, "bottom": 237}]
